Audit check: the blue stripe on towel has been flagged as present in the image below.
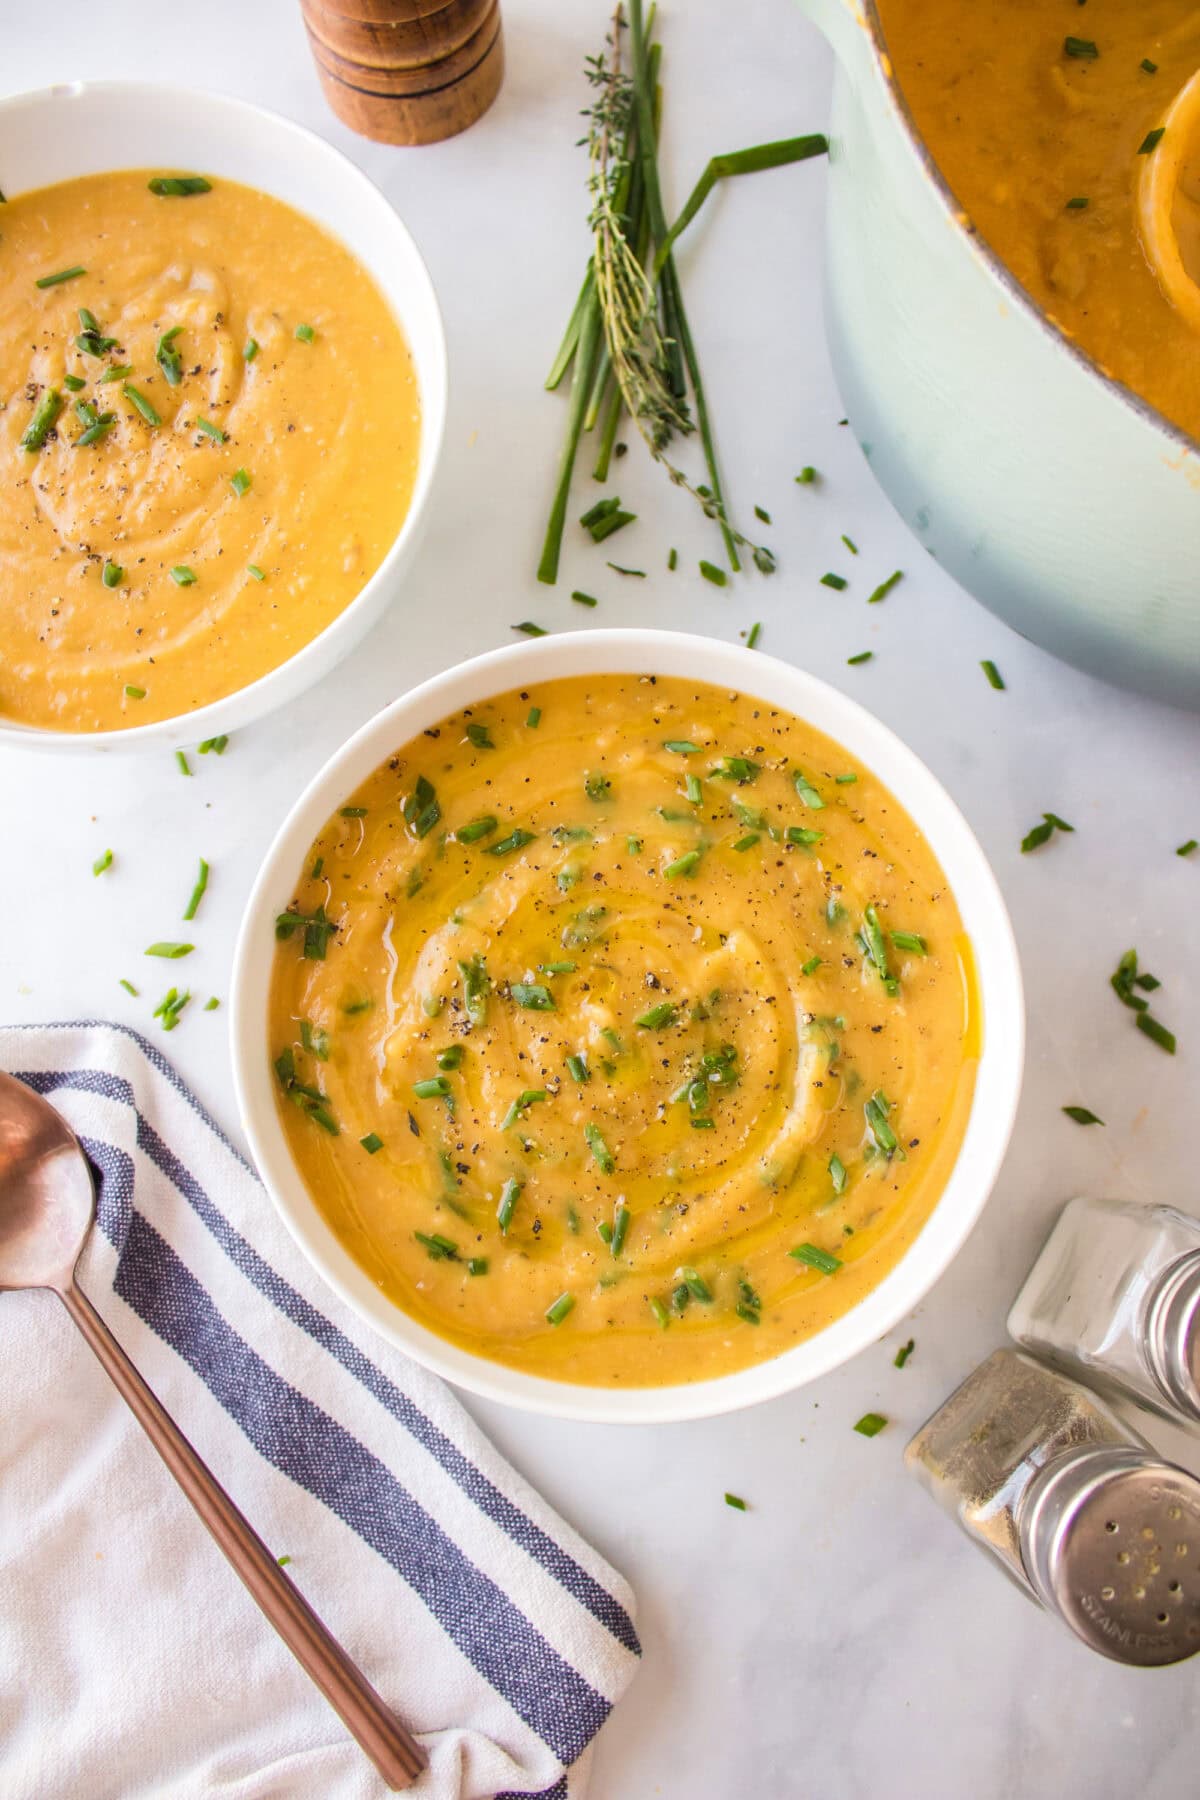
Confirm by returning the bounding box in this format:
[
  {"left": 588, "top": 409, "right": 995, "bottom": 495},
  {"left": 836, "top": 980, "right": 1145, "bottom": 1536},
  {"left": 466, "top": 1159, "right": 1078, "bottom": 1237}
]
[
  {"left": 21, "top": 1057, "right": 639, "bottom": 1660},
  {"left": 78, "top": 1133, "right": 608, "bottom": 1765}
]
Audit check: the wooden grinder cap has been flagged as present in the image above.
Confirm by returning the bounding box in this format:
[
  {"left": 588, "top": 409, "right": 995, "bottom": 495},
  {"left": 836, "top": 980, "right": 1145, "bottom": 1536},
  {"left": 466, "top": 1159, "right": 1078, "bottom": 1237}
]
[{"left": 300, "top": 0, "right": 504, "bottom": 146}]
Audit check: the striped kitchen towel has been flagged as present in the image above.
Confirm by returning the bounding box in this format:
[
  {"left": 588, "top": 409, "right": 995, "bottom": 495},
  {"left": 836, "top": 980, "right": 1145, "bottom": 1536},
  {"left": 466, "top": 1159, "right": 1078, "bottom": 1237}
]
[{"left": 0, "top": 1022, "right": 640, "bottom": 1800}]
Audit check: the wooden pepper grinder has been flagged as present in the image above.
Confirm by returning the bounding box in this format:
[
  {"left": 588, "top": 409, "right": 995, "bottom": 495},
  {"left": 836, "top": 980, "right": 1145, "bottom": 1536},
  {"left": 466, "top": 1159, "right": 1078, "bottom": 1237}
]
[{"left": 300, "top": 0, "right": 504, "bottom": 146}]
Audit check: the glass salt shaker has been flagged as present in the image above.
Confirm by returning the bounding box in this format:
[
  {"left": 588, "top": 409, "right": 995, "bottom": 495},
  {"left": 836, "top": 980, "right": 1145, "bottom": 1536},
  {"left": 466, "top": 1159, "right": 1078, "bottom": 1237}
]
[
  {"left": 1007, "top": 1197, "right": 1200, "bottom": 1427},
  {"left": 905, "top": 1347, "right": 1200, "bottom": 1664}
]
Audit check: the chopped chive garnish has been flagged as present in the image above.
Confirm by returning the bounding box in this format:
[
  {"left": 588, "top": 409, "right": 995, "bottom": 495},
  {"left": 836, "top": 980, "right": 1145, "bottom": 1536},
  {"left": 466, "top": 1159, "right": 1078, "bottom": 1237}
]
[
  {"left": 340, "top": 805, "right": 367, "bottom": 819},
  {"left": 123, "top": 383, "right": 161, "bottom": 427},
  {"left": 119, "top": 979, "right": 138, "bottom": 996},
  {"left": 465, "top": 721, "right": 494, "bottom": 749},
  {"left": 1063, "top": 35, "right": 1098, "bottom": 58},
  {"left": 195, "top": 417, "right": 226, "bottom": 443},
  {"left": 468, "top": 1257, "right": 489, "bottom": 1276},
  {"left": 894, "top": 1339, "right": 915, "bottom": 1369},
  {"left": 526, "top": 706, "right": 541, "bottom": 728},
  {"left": 732, "top": 833, "right": 760, "bottom": 852},
  {"left": 790, "top": 1242, "right": 842, "bottom": 1274},
  {"left": 1139, "top": 127, "right": 1166, "bottom": 155},
  {"left": 980, "top": 659, "right": 1005, "bottom": 690},
  {"left": 63, "top": 374, "right": 85, "bottom": 392},
  {"left": 403, "top": 773, "right": 441, "bottom": 839},
  {"left": 854, "top": 1412, "right": 888, "bottom": 1438},
  {"left": 1176, "top": 839, "right": 1197, "bottom": 857},
  {"left": 497, "top": 1177, "right": 522, "bottom": 1233},
  {"left": 244, "top": 336, "right": 259, "bottom": 361},
  {"left": 847, "top": 651, "right": 872, "bottom": 665},
  {"left": 156, "top": 326, "right": 183, "bottom": 385},
  {"left": 699, "top": 560, "right": 728, "bottom": 587},
  {"left": 820, "top": 572, "right": 847, "bottom": 590},
  {"left": 125, "top": 684, "right": 146, "bottom": 699},
  {"left": 545, "top": 1292, "right": 575, "bottom": 1326},
  {"left": 792, "top": 769, "right": 824, "bottom": 809},
  {"left": 247, "top": 564, "right": 265, "bottom": 581},
  {"left": 487, "top": 828, "right": 536, "bottom": 856},
  {"left": 102, "top": 561, "right": 123, "bottom": 588},
  {"left": 663, "top": 739, "right": 700, "bottom": 754},
  {"left": 606, "top": 561, "right": 646, "bottom": 577},
  {"left": 148, "top": 175, "right": 212, "bottom": 196},
  {"left": 649, "top": 1296, "right": 670, "bottom": 1328},
  {"left": 415, "top": 1230, "right": 459, "bottom": 1261},
  {"left": 842, "top": 534, "right": 859, "bottom": 554},
  {"left": 231, "top": 467, "right": 251, "bottom": 496},
  {"left": 413, "top": 1076, "right": 451, "bottom": 1100},
  {"left": 436, "top": 1044, "right": 464, "bottom": 1072},
  {"left": 199, "top": 735, "right": 229, "bottom": 755},
  {"left": 175, "top": 750, "right": 191, "bottom": 776},
  {"left": 1142, "top": 57, "right": 1159, "bottom": 74},
  {"left": 587, "top": 509, "right": 636, "bottom": 543},
  {"left": 35, "top": 265, "right": 86, "bottom": 289},
  {"left": 786, "top": 827, "right": 823, "bottom": 847},
  {"left": 1021, "top": 811, "right": 1074, "bottom": 852},
  {"left": 796, "top": 466, "right": 817, "bottom": 484},
  {"left": 890, "top": 930, "right": 927, "bottom": 955},
  {"left": 566, "top": 1052, "right": 589, "bottom": 1084},
  {"left": 539, "top": 960, "right": 576, "bottom": 975},
  {"left": 746, "top": 621, "right": 762, "bottom": 649},
  {"left": 680, "top": 1266, "right": 711, "bottom": 1302},
  {"left": 1062, "top": 1105, "right": 1104, "bottom": 1125},
  {"left": 145, "top": 941, "right": 193, "bottom": 958},
  {"left": 153, "top": 987, "right": 192, "bottom": 1033},
  {"left": 692, "top": 1117, "right": 715, "bottom": 1130},
  {"left": 457, "top": 815, "right": 499, "bottom": 846},
  {"left": 99, "top": 365, "right": 133, "bottom": 382},
  {"left": 636, "top": 1001, "right": 678, "bottom": 1030},
  {"left": 571, "top": 589, "right": 599, "bottom": 607},
  {"left": 665, "top": 849, "right": 703, "bottom": 879},
  {"left": 864, "top": 1090, "right": 902, "bottom": 1157},
  {"left": 182, "top": 857, "right": 209, "bottom": 920},
  {"left": 1137, "top": 1012, "right": 1176, "bottom": 1054},
  {"left": 668, "top": 547, "right": 678, "bottom": 571},
  {"left": 1066, "top": 196, "right": 1090, "bottom": 210},
  {"left": 276, "top": 905, "right": 336, "bottom": 959},
  {"left": 835, "top": 772, "right": 858, "bottom": 784},
  {"left": 360, "top": 1133, "right": 384, "bottom": 1154},
  {"left": 585, "top": 771, "right": 611, "bottom": 802},
  {"left": 501, "top": 1089, "right": 547, "bottom": 1129},
  {"left": 294, "top": 322, "right": 315, "bottom": 343},
  {"left": 20, "top": 389, "right": 63, "bottom": 451},
  {"left": 610, "top": 1200, "right": 630, "bottom": 1257},
  {"left": 512, "top": 621, "right": 548, "bottom": 636},
  {"left": 829, "top": 1152, "right": 847, "bottom": 1195},
  {"left": 685, "top": 773, "right": 703, "bottom": 805},
  {"left": 511, "top": 981, "right": 555, "bottom": 1010},
  {"left": 76, "top": 409, "right": 116, "bottom": 447},
  {"left": 93, "top": 849, "right": 113, "bottom": 876},
  {"left": 585, "top": 1122, "right": 615, "bottom": 1173},
  {"left": 867, "top": 569, "right": 904, "bottom": 604},
  {"left": 724, "top": 1492, "right": 747, "bottom": 1510}
]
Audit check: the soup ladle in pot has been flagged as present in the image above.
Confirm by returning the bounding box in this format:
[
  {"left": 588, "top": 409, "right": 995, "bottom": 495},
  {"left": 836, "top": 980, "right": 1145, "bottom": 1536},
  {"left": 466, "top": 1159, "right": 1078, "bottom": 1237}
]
[{"left": 0, "top": 1070, "right": 425, "bottom": 1790}]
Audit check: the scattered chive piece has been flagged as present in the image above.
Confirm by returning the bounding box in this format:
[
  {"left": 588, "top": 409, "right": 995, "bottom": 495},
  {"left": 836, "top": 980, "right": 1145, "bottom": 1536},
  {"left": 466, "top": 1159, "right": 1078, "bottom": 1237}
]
[
  {"left": 1021, "top": 811, "right": 1074, "bottom": 853},
  {"left": 755, "top": 505, "right": 772, "bottom": 524},
  {"left": 148, "top": 175, "right": 212, "bottom": 196},
  {"left": 153, "top": 988, "right": 192, "bottom": 1032},
  {"left": 668, "top": 547, "right": 678, "bottom": 571},
  {"left": 1176, "top": 839, "right": 1198, "bottom": 857},
  {"left": 20, "top": 389, "right": 64, "bottom": 451},
  {"left": 526, "top": 706, "right": 541, "bottom": 728},
  {"left": 173, "top": 752, "right": 192, "bottom": 779},
  {"left": 1137, "top": 1012, "right": 1176, "bottom": 1054},
  {"left": 894, "top": 1339, "right": 915, "bottom": 1369},
  {"left": 792, "top": 769, "right": 825, "bottom": 809},
  {"left": 247, "top": 564, "right": 265, "bottom": 582},
  {"left": 125, "top": 685, "right": 146, "bottom": 699},
  {"left": 231, "top": 468, "right": 251, "bottom": 497},
  {"left": 565, "top": 1052, "right": 589, "bottom": 1084},
  {"left": 732, "top": 833, "right": 760, "bottom": 852},
  {"left": 413, "top": 1076, "right": 451, "bottom": 1100},
  {"left": 786, "top": 826, "right": 823, "bottom": 847},
  {"left": 835, "top": 772, "right": 857, "bottom": 784},
  {"left": 545, "top": 1292, "right": 576, "bottom": 1326},
  {"left": 1063, "top": 35, "right": 1099, "bottom": 58},
  {"left": 464, "top": 721, "right": 494, "bottom": 750},
  {"left": 585, "top": 1122, "right": 616, "bottom": 1174},
  {"left": 204, "top": 996, "right": 219, "bottom": 1011},
  {"left": 497, "top": 1177, "right": 522, "bottom": 1233},
  {"left": 457, "top": 815, "right": 498, "bottom": 844},
  {"left": 790, "top": 1242, "right": 842, "bottom": 1275},
  {"left": 415, "top": 1231, "right": 458, "bottom": 1261},
  {"left": 867, "top": 569, "right": 904, "bottom": 604},
  {"left": 829, "top": 1152, "right": 848, "bottom": 1196},
  {"left": 244, "top": 337, "right": 259, "bottom": 362},
  {"left": 571, "top": 589, "right": 599, "bottom": 607},
  {"left": 847, "top": 651, "right": 872, "bottom": 666},
  {"left": 276, "top": 906, "right": 336, "bottom": 959},
  {"left": 724, "top": 1493, "right": 747, "bottom": 1511},
  {"left": 665, "top": 849, "right": 703, "bottom": 879},
  {"left": 123, "top": 383, "right": 161, "bottom": 427},
  {"left": 195, "top": 416, "right": 226, "bottom": 442},
  {"left": 801, "top": 955, "right": 822, "bottom": 976},
  {"left": 820, "top": 572, "right": 848, "bottom": 590},
  {"left": 842, "top": 534, "right": 858, "bottom": 554},
  {"left": 890, "top": 930, "right": 927, "bottom": 955},
  {"left": 145, "top": 941, "right": 193, "bottom": 959},
  {"left": 685, "top": 772, "right": 703, "bottom": 804},
  {"left": 1062, "top": 1105, "right": 1104, "bottom": 1125},
  {"left": 511, "top": 981, "right": 555, "bottom": 1010},
  {"left": 606, "top": 562, "right": 646, "bottom": 578},
  {"left": 295, "top": 322, "right": 316, "bottom": 343},
  {"left": 1142, "top": 57, "right": 1159, "bottom": 74},
  {"left": 699, "top": 560, "right": 728, "bottom": 587},
  {"left": 1066, "top": 196, "right": 1090, "bottom": 210},
  {"left": 680, "top": 1267, "right": 712, "bottom": 1302},
  {"left": 156, "top": 326, "right": 183, "bottom": 385},
  {"left": 796, "top": 466, "right": 817, "bottom": 484},
  {"left": 468, "top": 1257, "right": 489, "bottom": 1276},
  {"left": 1139, "top": 127, "right": 1166, "bottom": 155},
  {"left": 35, "top": 265, "right": 86, "bottom": 289},
  {"left": 636, "top": 1001, "right": 678, "bottom": 1031},
  {"left": 119, "top": 979, "right": 138, "bottom": 996},
  {"left": 513, "top": 621, "right": 548, "bottom": 637},
  {"left": 99, "top": 365, "right": 133, "bottom": 383},
  {"left": 360, "top": 1132, "right": 384, "bottom": 1154},
  {"left": 980, "top": 659, "right": 1005, "bottom": 689},
  {"left": 63, "top": 374, "right": 85, "bottom": 392},
  {"left": 746, "top": 621, "right": 762, "bottom": 649},
  {"left": 76, "top": 410, "right": 117, "bottom": 447},
  {"left": 501, "top": 1089, "right": 548, "bottom": 1129},
  {"left": 663, "top": 739, "right": 700, "bottom": 754},
  {"left": 199, "top": 735, "right": 229, "bottom": 755},
  {"left": 854, "top": 1412, "right": 888, "bottom": 1438},
  {"left": 340, "top": 805, "right": 368, "bottom": 818},
  {"left": 93, "top": 849, "right": 114, "bottom": 877},
  {"left": 182, "top": 858, "right": 209, "bottom": 921},
  {"left": 437, "top": 1045, "right": 465, "bottom": 1071},
  {"left": 102, "top": 561, "right": 123, "bottom": 589},
  {"left": 649, "top": 1296, "right": 670, "bottom": 1329},
  {"left": 610, "top": 1200, "right": 630, "bottom": 1258}
]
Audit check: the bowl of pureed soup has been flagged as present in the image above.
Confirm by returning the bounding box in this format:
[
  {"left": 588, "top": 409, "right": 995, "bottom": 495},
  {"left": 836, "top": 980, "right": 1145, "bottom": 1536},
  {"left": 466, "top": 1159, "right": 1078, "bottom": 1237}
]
[
  {"left": 232, "top": 632, "right": 1024, "bottom": 1423},
  {"left": 0, "top": 83, "right": 445, "bottom": 749}
]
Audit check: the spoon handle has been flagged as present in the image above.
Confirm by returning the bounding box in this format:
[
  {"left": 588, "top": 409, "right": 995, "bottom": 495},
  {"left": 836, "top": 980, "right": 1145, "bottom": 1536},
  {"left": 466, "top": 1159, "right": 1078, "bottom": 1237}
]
[{"left": 60, "top": 1279, "right": 426, "bottom": 1789}]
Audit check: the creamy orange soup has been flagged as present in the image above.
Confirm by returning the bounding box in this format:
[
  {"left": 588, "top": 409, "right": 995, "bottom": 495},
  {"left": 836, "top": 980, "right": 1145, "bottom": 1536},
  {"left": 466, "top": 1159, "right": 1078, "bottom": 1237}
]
[
  {"left": 1, "top": 170, "right": 419, "bottom": 731},
  {"left": 269, "top": 675, "right": 979, "bottom": 1387}
]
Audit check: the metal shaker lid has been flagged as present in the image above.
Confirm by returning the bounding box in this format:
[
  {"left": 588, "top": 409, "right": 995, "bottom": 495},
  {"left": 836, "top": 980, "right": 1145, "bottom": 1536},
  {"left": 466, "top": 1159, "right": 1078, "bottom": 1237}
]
[
  {"left": 1146, "top": 1250, "right": 1200, "bottom": 1422},
  {"left": 1021, "top": 1446, "right": 1200, "bottom": 1666}
]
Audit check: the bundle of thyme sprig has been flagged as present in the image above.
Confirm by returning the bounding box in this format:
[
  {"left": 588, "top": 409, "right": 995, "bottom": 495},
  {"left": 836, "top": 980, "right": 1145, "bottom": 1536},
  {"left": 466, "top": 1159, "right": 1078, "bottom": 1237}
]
[{"left": 538, "top": 3, "right": 827, "bottom": 584}]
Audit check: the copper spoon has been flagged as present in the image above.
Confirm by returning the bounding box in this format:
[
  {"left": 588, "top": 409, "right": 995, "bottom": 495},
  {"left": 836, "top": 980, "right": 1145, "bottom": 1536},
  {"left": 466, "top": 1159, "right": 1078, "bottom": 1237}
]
[{"left": 0, "top": 1070, "right": 425, "bottom": 1790}]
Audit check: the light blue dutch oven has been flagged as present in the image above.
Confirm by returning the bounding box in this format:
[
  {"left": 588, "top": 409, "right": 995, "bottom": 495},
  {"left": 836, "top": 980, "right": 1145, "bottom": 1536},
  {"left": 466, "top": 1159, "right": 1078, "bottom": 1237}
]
[{"left": 801, "top": 0, "right": 1200, "bottom": 709}]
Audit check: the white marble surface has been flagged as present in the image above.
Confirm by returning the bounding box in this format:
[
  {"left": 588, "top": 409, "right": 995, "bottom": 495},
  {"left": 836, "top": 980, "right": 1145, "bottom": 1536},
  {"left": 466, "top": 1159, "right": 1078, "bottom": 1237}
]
[{"left": 5, "top": 2, "right": 1200, "bottom": 1795}]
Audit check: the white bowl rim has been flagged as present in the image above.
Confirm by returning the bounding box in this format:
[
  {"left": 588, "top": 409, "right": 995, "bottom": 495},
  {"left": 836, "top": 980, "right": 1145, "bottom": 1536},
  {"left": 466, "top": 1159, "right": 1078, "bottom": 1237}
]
[
  {"left": 230, "top": 629, "right": 1025, "bottom": 1424},
  {"left": 0, "top": 78, "right": 447, "bottom": 753}
]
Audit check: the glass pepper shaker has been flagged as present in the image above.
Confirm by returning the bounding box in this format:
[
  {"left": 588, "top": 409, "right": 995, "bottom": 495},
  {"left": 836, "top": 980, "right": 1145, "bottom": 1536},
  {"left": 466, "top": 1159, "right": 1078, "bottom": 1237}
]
[
  {"left": 905, "top": 1347, "right": 1200, "bottom": 1664},
  {"left": 1007, "top": 1196, "right": 1200, "bottom": 1427}
]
